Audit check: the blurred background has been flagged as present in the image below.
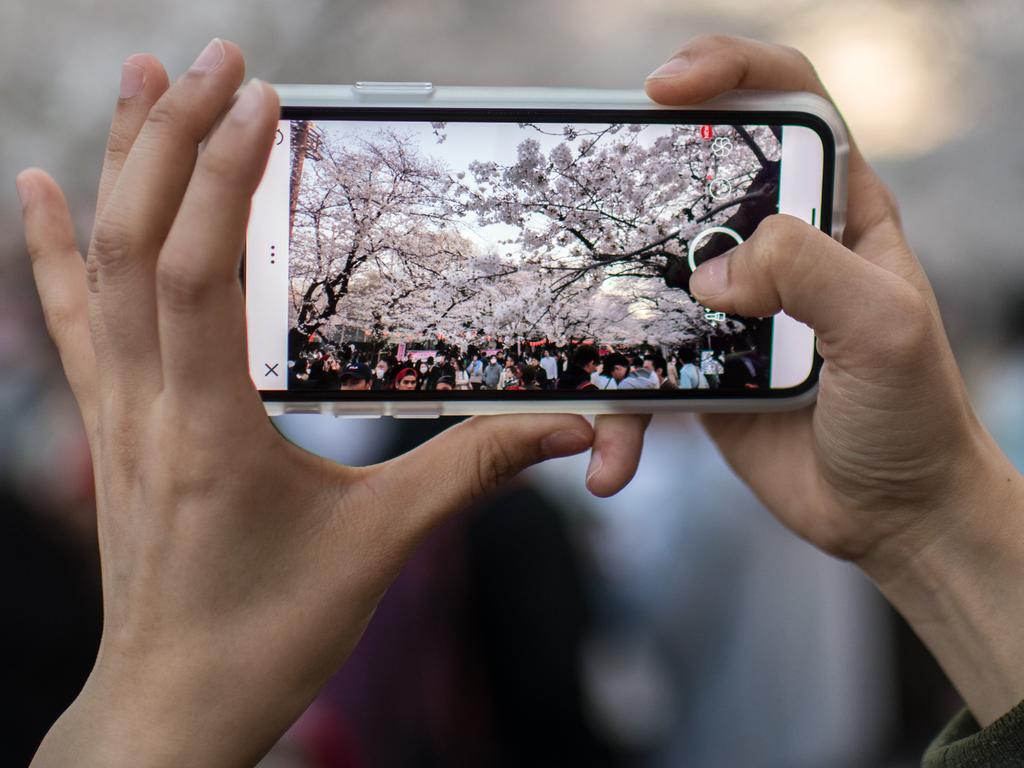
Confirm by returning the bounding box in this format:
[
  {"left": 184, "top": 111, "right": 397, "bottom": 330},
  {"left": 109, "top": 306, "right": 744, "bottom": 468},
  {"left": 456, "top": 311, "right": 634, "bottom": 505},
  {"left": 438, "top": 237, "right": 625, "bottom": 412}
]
[{"left": 3, "top": 0, "right": 1024, "bottom": 765}]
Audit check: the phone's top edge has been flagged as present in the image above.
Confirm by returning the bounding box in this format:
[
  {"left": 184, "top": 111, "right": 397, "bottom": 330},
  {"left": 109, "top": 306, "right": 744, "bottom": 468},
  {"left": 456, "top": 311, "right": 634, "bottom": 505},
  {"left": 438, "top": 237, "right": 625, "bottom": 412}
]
[
  {"left": 274, "top": 85, "right": 849, "bottom": 157},
  {"left": 272, "top": 83, "right": 837, "bottom": 117},
  {"left": 272, "top": 85, "right": 850, "bottom": 160}
]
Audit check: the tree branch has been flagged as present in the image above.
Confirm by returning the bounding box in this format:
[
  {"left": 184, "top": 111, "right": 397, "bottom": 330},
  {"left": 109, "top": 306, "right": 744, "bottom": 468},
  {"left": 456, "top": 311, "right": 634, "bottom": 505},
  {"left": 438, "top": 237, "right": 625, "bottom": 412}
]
[{"left": 734, "top": 126, "right": 771, "bottom": 168}]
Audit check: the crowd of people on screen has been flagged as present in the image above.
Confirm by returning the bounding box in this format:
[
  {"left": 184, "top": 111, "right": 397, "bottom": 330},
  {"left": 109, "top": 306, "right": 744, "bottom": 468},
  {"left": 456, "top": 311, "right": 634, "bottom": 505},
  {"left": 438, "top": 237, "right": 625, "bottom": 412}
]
[{"left": 290, "top": 338, "right": 766, "bottom": 392}]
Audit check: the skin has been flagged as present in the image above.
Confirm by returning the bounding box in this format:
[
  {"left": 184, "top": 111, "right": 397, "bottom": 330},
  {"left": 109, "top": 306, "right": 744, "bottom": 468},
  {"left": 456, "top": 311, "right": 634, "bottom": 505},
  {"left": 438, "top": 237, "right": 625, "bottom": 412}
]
[
  {"left": 644, "top": 34, "right": 1024, "bottom": 726},
  {"left": 14, "top": 39, "right": 606, "bottom": 768},
  {"left": 16, "top": 33, "right": 1024, "bottom": 768},
  {"left": 338, "top": 378, "right": 371, "bottom": 391}
]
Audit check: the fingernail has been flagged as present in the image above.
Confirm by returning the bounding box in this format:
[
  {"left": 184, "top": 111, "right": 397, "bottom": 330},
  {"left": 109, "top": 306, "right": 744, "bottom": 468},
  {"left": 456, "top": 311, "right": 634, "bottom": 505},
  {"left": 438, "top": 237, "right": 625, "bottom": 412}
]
[
  {"left": 189, "top": 38, "right": 225, "bottom": 73},
  {"left": 541, "top": 430, "right": 591, "bottom": 459},
  {"left": 229, "top": 79, "right": 264, "bottom": 122},
  {"left": 119, "top": 58, "right": 146, "bottom": 100},
  {"left": 15, "top": 174, "right": 31, "bottom": 209},
  {"left": 586, "top": 450, "right": 603, "bottom": 485},
  {"left": 646, "top": 55, "right": 690, "bottom": 80},
  {"left": 690, "top": 253, "right": 731, "bottom": 298}
]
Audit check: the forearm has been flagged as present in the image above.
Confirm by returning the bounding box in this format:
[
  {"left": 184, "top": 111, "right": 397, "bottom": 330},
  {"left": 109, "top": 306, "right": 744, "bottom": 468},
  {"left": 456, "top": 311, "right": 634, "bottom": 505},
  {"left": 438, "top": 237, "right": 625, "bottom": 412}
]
[{"left": 864, "top": 436, "right": 1024, "bottom": 726}]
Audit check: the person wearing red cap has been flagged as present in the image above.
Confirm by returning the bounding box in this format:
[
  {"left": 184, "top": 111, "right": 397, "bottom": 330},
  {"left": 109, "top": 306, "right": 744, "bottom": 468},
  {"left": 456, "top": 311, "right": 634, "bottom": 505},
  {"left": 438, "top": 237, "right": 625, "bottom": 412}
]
[{"left": 393, "top": 367, "right": 419, "bottom": 391}]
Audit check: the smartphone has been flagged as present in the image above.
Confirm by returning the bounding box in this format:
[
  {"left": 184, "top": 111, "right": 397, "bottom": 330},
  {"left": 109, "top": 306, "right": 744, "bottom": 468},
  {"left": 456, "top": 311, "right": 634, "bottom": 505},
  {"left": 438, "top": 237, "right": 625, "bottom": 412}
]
[{"left": 246, "top": 84, "right": 848, "bottom": 416}]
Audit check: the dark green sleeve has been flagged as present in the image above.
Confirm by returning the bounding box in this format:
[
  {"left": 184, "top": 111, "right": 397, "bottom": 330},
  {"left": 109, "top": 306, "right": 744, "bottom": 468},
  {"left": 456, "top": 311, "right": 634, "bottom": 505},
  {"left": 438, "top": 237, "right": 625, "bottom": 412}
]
[{"left": 923, "top": 699, "right": 1024, "bottom": 767}]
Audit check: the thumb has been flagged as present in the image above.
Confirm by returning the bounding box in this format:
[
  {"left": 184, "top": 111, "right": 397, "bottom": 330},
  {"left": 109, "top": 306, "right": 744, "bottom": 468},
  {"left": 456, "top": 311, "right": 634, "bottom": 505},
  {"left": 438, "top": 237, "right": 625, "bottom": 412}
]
[
  {"left": 689, "top": 214, "right": 928, "bottom": 363},
  {"left": 382, "top": 414, "right": 594, "bottom": 531}
]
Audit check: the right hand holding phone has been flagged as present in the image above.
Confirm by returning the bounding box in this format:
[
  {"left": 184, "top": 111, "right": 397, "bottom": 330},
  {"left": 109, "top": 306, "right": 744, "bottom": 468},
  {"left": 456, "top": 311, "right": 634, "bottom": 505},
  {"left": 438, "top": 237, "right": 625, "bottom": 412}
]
[
  {"left": 643, "top": 35, "right": 1024, "bottom": 726},
  {"left": 641, "top": 34, "right": 985, "bottom": 573}
]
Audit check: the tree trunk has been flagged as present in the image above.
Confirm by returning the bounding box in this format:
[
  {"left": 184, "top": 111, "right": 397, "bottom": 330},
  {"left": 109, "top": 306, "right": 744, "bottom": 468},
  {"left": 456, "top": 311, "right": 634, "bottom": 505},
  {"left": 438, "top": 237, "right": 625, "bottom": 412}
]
[
  {"left": 664, "top": 161, "right": 780, "bottom": 291},
  {"left": 289, "top": 121, "right": 312, "bottom": 242}
]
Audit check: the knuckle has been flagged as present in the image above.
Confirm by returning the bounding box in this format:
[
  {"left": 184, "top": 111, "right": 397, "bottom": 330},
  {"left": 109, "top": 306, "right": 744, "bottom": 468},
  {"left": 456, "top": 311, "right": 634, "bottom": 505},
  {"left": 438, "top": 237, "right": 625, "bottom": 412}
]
[
  {"left": 24, "top": 234, "right": 47, "bottom": 264},
  {"left": 881, "top": 282, "right": 933, "bottom": 354},
  {"left": 104, "top": 121, "right": 135, "bottom": 164},
  {"left": 754, "top": 214, "right": 809, "bottom": 268},
  {"left": 196, "top": 146, "right": 246, "bottom": 187},
  {"left": 89, "top": 218, "right": 134, "bottom": 271},
  {"left": 687, "top": 33, "right": 739, "bottom": 54},
  {"left": 145, "top": 90, "right": 208, "bottom": 147},
  {"left": 778, "top": 44, "right": 827, "bottom": 92},
  {"left": 468, "top": 433, "right": 517, "bottom": 499},
  {"left": 780, "top": 44, "right": 816, "bottom": 74},
  {"left": 144, "top": 97, "right": 183, "bottom": 136},
  {"left": 156, "top": 259, "right": 212, "bottom": 311},
  {"left": 43, "top": 299, "right": 81, "bottom": 341}
]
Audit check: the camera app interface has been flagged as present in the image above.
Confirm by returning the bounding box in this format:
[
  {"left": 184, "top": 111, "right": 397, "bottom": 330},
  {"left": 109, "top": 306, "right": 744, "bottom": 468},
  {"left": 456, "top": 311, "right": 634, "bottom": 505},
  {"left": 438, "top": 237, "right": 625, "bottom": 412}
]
[{"left": 247, "top": 116, "right": 823, "bottom": 396}]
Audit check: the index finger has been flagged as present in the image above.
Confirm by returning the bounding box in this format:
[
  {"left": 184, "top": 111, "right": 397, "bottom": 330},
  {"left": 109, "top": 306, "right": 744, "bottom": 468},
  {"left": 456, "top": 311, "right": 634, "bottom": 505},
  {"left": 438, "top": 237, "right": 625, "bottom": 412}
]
[{"left": 644, "top": 35, "right": 903, "bottom": 262}]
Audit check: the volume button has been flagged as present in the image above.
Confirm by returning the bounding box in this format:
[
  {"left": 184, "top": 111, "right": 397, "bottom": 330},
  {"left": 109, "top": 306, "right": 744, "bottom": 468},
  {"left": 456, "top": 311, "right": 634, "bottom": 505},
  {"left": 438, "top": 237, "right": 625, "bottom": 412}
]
[
  {"left": 390, "top": 403, "right": 442, "bottom": 419},
  {"left": 354, "top": 81, "right": 434, "bottom": 96}
]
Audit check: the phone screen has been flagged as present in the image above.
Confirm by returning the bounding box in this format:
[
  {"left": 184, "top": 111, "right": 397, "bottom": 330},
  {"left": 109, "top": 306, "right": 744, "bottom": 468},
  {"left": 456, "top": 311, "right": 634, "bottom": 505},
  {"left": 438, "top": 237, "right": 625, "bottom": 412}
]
[{"left": 246, "top": 108, "right": 831, "bottom": 400}]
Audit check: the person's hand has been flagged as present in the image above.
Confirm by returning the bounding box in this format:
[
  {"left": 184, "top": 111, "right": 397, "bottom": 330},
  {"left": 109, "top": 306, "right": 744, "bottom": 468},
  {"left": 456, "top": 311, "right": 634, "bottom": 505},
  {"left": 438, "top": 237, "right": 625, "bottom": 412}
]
[
  {"left": 646, "top": 33, "right": 973, "bottom": 568},
  {"left": 644, "top": 35, "right": 1024, "bottom": 725},
  {"left": 18, "top": 39, "right": 595, "bottom": 767}
]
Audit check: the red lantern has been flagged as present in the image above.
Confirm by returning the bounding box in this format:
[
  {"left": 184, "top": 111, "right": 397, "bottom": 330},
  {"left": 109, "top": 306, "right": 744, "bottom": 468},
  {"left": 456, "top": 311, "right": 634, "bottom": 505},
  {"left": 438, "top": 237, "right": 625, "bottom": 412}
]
[{"left": 700, "top": 124, "right": 714, "bottom": 140}]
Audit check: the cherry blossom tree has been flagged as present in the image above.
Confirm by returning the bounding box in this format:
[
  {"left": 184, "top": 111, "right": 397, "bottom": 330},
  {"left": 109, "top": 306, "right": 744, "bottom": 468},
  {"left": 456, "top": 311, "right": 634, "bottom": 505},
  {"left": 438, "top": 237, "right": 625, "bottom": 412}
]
[
  {"left": 288, "top": 120, "right": 779, "bottom": 349},
  {"left": 289, "top": 127, "right": 468, "bottom": 339},
  {"left": 458, "top": 122, "right": 780, "bottom": 339}
]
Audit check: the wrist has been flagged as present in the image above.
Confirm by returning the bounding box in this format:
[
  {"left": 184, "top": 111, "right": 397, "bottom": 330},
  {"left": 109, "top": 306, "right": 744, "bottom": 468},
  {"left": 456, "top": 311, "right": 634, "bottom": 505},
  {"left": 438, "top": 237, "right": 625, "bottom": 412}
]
[
  {"left": 31, "top": 645, "right": 309, "bottom": 768},
  {"left": 30, "top": 675, "right": 180, "bottom": 768},
  {"left": 859, "top": 429, "right": 1024, "bottom": 726},
  {"left": 31, "top": 664, "right": 218, "bottom": 768}
]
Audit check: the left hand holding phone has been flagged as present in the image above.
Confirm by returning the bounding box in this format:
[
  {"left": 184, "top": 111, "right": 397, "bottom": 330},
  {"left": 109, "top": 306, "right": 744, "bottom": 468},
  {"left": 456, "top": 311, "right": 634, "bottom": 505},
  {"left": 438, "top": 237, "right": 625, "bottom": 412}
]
[{"left": 18, "top": 39, "right": 606, "bottom": 767}]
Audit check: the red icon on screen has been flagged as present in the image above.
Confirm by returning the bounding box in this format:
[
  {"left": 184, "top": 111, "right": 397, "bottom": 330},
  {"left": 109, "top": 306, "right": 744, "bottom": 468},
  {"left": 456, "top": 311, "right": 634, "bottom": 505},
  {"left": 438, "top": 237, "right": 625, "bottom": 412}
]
[{"left": 700, "top": 124, "right": 714, "bottom": 140}]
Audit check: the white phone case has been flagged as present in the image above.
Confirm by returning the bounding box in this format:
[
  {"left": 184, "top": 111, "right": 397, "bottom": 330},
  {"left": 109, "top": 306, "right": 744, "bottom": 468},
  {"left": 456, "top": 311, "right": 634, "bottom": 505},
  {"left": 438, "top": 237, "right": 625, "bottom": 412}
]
[{"left": 260, "top": 83, "right": 849, "bottom": 418}]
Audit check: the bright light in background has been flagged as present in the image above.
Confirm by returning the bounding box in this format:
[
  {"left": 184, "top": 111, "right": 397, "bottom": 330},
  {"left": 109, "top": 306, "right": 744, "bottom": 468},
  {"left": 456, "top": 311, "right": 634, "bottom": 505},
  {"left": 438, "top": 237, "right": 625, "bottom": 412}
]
[
  {"left": 779, "top": 1, "right": 973, "bottom": 158},
  {"left": 633, "top": 0, "right": 974, "bottom": 159}
]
